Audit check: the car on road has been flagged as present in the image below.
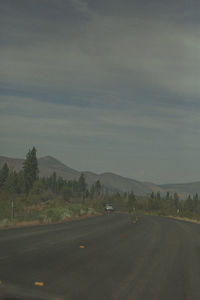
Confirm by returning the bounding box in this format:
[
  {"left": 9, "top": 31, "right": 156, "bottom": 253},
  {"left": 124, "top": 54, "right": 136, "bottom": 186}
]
[{"left": 104, "top": 203, "right": 114, "bottom": 212}]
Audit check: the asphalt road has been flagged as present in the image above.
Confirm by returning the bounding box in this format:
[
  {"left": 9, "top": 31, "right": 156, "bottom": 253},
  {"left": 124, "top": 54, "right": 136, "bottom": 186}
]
[{"left": 0, "top": 214, "right": 200, "bottom": 300}]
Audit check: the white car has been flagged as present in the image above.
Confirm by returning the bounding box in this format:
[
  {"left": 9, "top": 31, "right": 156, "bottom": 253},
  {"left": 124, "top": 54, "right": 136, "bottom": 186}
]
[{"left": 104, "top": 204, "right": 114, "bottom": 212}]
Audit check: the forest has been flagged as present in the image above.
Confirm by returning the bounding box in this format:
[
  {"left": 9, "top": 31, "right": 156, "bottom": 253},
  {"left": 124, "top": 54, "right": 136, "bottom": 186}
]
[{"left": 0, "top": 147, "right": 200, "bottom": 225}]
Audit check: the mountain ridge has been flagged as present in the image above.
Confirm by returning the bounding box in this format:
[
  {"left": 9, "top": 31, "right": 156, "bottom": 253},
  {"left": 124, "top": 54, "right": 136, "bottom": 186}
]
[
  {"left": 0, "top": 155, "right": 199, "bottom": 198},
  {"left": 0, "top": 155, "right": 157, "bottom": 195}
]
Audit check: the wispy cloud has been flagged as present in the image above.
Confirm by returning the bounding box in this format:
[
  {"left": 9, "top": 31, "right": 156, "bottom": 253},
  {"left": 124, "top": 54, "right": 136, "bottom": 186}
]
[
  {"left": 1, "top": 0, "right": 200, "bottom": 183},
  {"left": 1, "top": 11, "right": 200, "bottom": 102}
]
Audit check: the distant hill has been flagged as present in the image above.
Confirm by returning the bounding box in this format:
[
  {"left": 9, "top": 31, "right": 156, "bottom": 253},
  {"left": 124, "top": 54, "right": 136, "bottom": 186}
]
[
  {"left": 38, "top": 156, "right": 80, "bottom": 180},
  {"left": 0, "top": 156, "right": 24, "bottom": 172},
  {"left": 159, "top": 182, "right": 200, "bottom": 199},
  {"left": 98, "top": 172, "right": 152, "bottom": 195},
  {"left": 0, "top": 155, "right": 200, "bottom": 198},
  {"left": 0, "top": 155, "right": 80, "bottom": 180},
  {"left": 0, "top": 155, "right": 156, "bottom": 195},
  {"left": 85, "top": 171, "right": 161, "bottom": 194}
]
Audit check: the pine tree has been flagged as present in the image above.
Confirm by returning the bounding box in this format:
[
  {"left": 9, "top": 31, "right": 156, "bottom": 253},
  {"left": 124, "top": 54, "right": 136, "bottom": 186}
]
[
  {"left": 4, "top": 171, "right": 18, "bottom": 194},
  {"left": 17, "top": 170, "right": 25, "bottom": 193},
  {"left": 174, "top": 192, "right": 179, "bottom": 210},
  {"left": 128, "top": 192, "right": 136, "bottom": 212},
  {"left": 78, "top": 174, "right": 87, "bottom": 193},
  {"left": 156, "top": 192, "right": 161, "bottom": 201},
  {"left": 185, "top": 194, "right": 193, "bottom": 214},
  {"left": 48, "top": 172, "right": 57, "bottom": 193},
  {"left": 0, "top": 163, "right": 9, "bottom": 187},
  {"left": 150, "top": 192, "right": 155, "bottom": 199},
  {"left": 95, "top": 180, "right": 102, "bottom": 196},
  {"left": 165, "top": 192, "right": 170, "bottom": 200},
  {"left": 23, "top": 147, "right": 39, "bottom": 193},
  {"left": 78, "top": 173, "right": 87, "bottom": 199}
]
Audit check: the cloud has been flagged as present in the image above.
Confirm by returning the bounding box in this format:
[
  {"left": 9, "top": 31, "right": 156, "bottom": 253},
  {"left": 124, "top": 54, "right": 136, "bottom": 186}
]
[
  {"left": 1, "top": 0, "right": 200, "bottom": 183},
  {"left": 1, "top": 7, "right": 200, "bottom": 105},
  {"left": 1, "top": 93, "right": 200, "bottom": 183},
  {"left": 1, "top": 94, "right": 199, "bottom": 143},
  {"left": 69, "top": 0, "right": 90, "bottom": 14}
]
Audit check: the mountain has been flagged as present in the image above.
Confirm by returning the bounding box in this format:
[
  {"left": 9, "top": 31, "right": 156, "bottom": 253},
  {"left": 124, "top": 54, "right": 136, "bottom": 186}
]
[
  {"left": 98, "top": 173, "right": 152, "bottom": 194},
  {"left": 0, "top": 155, "right": 199, "bottom": 197},
  {"left": 84, "top": 171, "right": 159, "bottom": 194},
  {"left": 37, "top": 156, "right": 80, "bottom": 180},
  {"left": 0, "top": 155, "right": 80, "bottom": 180},
  {"left": 0, "top": 156, "right": 24, "bottom": 172},
  {"left": 159, "top": 182, "right": 200, "bottom": 199},
  {"left": 0, "top": 155, "right": 157, "bottom": 195}
]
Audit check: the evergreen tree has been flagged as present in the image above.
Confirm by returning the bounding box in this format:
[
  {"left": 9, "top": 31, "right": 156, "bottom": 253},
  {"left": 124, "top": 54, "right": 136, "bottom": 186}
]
[
  {"left": 48, "top": 172, "right": 57, "bottom": 193},
  {"left": 128, "top": 192, "right": 136, "bottom": 212},
  {"left": 123, "top": 192, "right": 128, "bottom": 199},
  {"left": 156, "top": 192, "right": 161, "bottom": 201},
  {"left": 23, "top": 147, "right": 39, "bottom": 193},
  {"left": 17, "top": 170, "right": 25, "bottom": 193},
  {"left": 90, "top": 180, "right": 102, "bottom": 198},
  {"left": 95, "top": 180, "right": 102, "bottom": 196},
  {"left": 4, "top": 171, "right": 18, "bottom": 194},
  {"left": 30, "top": 179, "right": 46, "bottom": 195},
  {"left": 78, "top": 173, "right": 87, "bottom": 198},
  {"left": 0, "top": 163, "right": 9, "bottom": 187},
  {"left": 185, "top": 194, "right": 194, "bottom": 214},
  {"left": 165, "top": 192, "right": 170, "bottom": 201},
  {"left": 174, "top": 192, "right": 179, "bottom": 210},
  {"left": 57, "top": 176, "right": 65, "bottom": 193},
  {"left": 62, "top": 186, "right": 72, "bottom": 201},
  {"left": 90, "top": 184, "right": 95, "bottom": 198},
  {"left": 150, "top": 192, "right": 155, "bottom": 199}
]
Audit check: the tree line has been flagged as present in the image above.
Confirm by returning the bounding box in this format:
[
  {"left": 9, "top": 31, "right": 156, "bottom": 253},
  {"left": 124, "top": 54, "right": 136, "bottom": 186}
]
[
  {"left": 1, "top": 147, "right": 200, "bottom": 218},
  {"left": 127, "top": 190, "right": 200, "bottom": 218},
  {"left": 0, "top": 147, "right": 103, "bottom": 202}
]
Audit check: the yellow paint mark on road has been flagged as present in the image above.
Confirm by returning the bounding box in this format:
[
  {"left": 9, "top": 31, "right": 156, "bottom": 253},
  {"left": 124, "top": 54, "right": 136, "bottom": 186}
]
[
  {"left": 80, "top": 245, "right": 85, "bottom": 249},
  {"left": 34, "top": 281, "right": 44, "bottom": 287},
  {"left": 0, "top": 280, "right": 2, "bottom": 285}
]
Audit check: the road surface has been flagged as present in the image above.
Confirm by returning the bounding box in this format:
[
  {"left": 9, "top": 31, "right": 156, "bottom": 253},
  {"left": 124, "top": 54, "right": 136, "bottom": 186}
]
[{"left": 0, "top": 214, "right": 200, "bottom": 299}]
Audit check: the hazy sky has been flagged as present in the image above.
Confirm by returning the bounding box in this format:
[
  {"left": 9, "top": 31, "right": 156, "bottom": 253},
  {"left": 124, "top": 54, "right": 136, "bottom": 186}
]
[{"left": 1, "top": 0, "right": 200, "bottom": 184}]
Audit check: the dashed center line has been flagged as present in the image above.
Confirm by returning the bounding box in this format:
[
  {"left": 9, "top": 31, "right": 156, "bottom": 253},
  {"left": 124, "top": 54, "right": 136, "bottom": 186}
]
[{"left": 34, "top": 281, "right": 44, "bottom": 287}]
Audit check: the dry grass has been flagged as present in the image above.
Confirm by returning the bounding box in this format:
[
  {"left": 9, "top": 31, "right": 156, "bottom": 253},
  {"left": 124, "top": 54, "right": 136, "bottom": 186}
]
[{"left": 0, "top": 212, "right": 101, "bottom": 230}]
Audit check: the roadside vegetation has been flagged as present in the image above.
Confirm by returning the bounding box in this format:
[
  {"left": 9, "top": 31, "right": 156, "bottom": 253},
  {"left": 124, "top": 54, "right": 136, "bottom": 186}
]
[
  {"left": 130, "top": 192, "right": 200, "bottom": 221},
  {"left": 0, "top": 148, "right": 98, "bottom": 226},
  {"left": 0, "top": 147, "right": 200, "bottom": 226}
]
